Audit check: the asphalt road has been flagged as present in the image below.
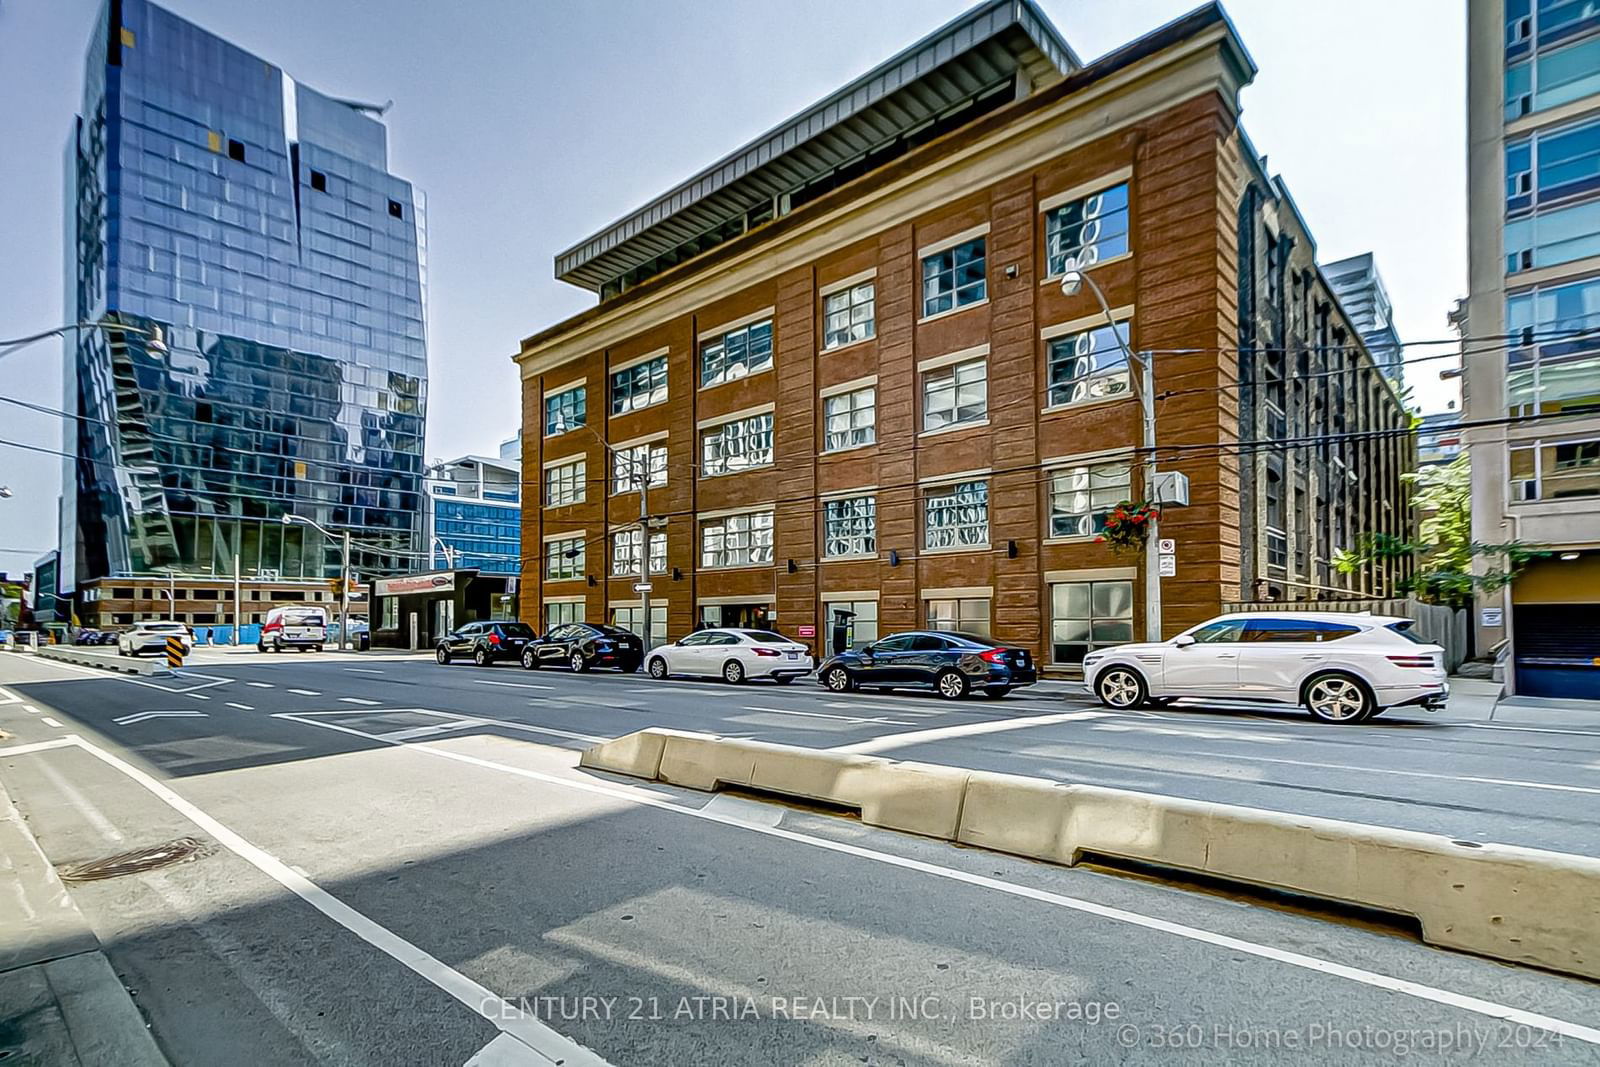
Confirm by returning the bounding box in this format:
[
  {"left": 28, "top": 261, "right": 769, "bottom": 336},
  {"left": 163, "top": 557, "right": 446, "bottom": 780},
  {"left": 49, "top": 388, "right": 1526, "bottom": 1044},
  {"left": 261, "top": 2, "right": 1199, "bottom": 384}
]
[{"left": 2, "top": 649, "right": 1599, "bottom": 1065}]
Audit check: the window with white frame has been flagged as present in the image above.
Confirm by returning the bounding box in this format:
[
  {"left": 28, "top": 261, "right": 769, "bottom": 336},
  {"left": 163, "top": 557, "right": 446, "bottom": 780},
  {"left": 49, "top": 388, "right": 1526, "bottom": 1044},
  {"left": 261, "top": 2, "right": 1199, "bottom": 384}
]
[
  {"left": 611, "top": 529, "right": 666, "bottom": 576},
  {"left": 1050, "top": 580, "right": 1133, "bottom": 665},
  {"left": 611, "top": 604, "right": 667, "bottom": 646},
  {"left": 1046, "top": 321, "right": 1131, "bottom": 407},
  {"left": 922, "top": 358, "right": 987, "bottom": 431},
  {"left": 700, "top": 319, "right": 773, "bottom": 387},
  {"left": 924, "top": 480, "right": 989, "bottom": 549},
  {"left": 822, "top": 387, "right": 875, "bottom": 452},
  {"left": 921, "top": 237, "right": 986, "bottom": 316},
  {"left": 1048, "top": 463, "right": 1131, "bottom": 537},
  {"left": 543, "top": 385, "right": 586, "bottom": 436},
  {"left": 543, "top": 458, "right": 585, "bottom": 507},
  {"left": 824, "top": 600, "right": 878, "bottom": 649},
  {"left": 701, "top": 412, "right": 774, "bottom": 475},
  {"left": 822, "top": 496, "right": 876, "bottom": 558},
  {"left": 926, "top": 597, "right": 990, "bottom": 635},
  {"left": 610, "top": 356, "right": 668, "bottom": 414},
  {"left": 823, "top": 282, "right": 875, "bottom": 349},
  {"left": 1045, "top": 182, "right": 1130, "bottom": 276},
  {"left": 544, "top": 537, "right": 585, "bottom": 581},
  {"left": 612, "top": 442, "right": 667, "bottom": 494},
  {"left": 700, "top": 510, "right": 774, "bottom": 568},
  {"left": 545, "top": 601, "right": 584, "bottom": 630}
]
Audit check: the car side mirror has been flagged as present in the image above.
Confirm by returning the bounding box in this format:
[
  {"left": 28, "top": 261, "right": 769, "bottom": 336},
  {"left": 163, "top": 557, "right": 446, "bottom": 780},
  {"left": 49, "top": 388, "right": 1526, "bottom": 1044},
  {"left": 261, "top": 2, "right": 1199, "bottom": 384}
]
[{"left": 1173, "top": 634, "right": 1196, "bottom": 648}]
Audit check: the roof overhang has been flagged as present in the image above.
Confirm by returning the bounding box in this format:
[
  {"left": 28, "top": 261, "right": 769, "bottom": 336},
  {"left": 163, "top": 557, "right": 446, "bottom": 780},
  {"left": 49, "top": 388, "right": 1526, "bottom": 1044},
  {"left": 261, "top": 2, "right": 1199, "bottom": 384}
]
[{"left": 553, "top": 0, "right": 1081, "bottom": 294}]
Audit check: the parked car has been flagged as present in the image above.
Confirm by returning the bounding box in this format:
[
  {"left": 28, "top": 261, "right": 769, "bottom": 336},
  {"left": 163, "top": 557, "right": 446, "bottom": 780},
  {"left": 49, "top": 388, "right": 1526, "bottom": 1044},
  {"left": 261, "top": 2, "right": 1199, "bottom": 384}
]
[
  {"left": 1081, "top": 612, "right": 1449, "bottom": 724},
  {"left": 435, "top": 621, "right": 536, "bottom": 666},
  {"left": 817, "top": 630, "right": 1036, "bottom": 699},
  {"left": 644, "top": 627, "right": 812, "bottom": 685},
  {"left": 74, "top": 629, "right": 106, "bottom": 646},
  {"left": 257, "top": 606, "right": 328, "bottom": 653},
  {"left": 117, "top": 621, "right": 195, "bottom": 657},
  {"left": 523, "top": 623, "right": 643, "bottom": 673}
]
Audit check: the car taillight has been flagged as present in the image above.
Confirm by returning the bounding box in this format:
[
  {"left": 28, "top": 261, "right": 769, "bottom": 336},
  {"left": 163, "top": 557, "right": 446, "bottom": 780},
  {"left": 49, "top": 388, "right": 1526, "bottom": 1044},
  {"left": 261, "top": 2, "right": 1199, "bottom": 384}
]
[
  {"left": 1387, "top": 655, "right": 1433, "bottom": 668},
  {"left": 488, "top": 632, "right": 501, "bottom": 645},
  {"left": 752, "top": 648, "right": 781, "bottom": 657},
  {"left": 979, "top": 648, "right": 1007, "bottom": 664}
]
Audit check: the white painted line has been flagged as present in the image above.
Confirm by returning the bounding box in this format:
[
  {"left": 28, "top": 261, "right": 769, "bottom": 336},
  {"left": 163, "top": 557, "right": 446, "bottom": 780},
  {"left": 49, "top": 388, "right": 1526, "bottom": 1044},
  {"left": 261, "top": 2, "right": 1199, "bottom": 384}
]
[
  {"left": 343, "top": 668, "right": 385, "bottom": 675},
  {"left": 466, "top": 1033, "right": 556, "bottom": 1067},
  {"left": 41, "top": 717, "right": 63, "bottom": 728},
  {"left": 742, "top": 706, "right": 916, "bottom": 727},
  {"left": 474, "top": 680, "right": 555, "bottom": 691},
  {"left": 376, "top": 721, "right": 481, "bottom": 743},
  {"left": 225, "top": 702, "right": 254, "bottom": 711},
  {"left": 185, "top": 693, "right": 212, "bottom": 701},
  {"left": 113, "top": 710, "right": 207, "bottom": 725},
  {"left": 831, "top": 710, "right": 1112, "bottom": 754},
  {"left": 287, "top": 689, "right": 321, "bottom": 696},
  {"left": 1180, "top": 748, "right": 1600, "bottom": 797},
  {"left": 0, "top": 738, "right": 78, "bottom": 757},
  {"left": 267, "top": 715, "right": 1600, "bottom": 1047},
  {"left": 22, "top": 705, "right": 40, "bottom": 715},
  {"left": 247, "top": 682, "right": 275, "bottom": 689},
  {"left": 30, "top": 735, "right": 608, "bottom": 1066},
  {"left": 339, "top": 697, "right": 381, "bottom": 706},
  {"left": 0, "top": 690, "right": 19, "bottom": 706}
]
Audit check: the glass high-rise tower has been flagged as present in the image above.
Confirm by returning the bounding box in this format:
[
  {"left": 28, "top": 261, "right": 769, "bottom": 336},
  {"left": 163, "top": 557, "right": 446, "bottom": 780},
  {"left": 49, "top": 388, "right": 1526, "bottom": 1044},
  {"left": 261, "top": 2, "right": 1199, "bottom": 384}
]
[{"left": 63, "top": 0, "right": 427, "bottom": 601}]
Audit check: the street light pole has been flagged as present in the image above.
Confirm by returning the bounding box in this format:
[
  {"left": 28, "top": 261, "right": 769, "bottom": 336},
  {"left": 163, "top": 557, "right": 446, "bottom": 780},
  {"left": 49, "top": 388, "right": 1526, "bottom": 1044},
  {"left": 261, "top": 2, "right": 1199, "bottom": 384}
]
[
  {"left": 566, "top": 421, "right": 654, "bottom": 657},
  {"left": 1060, "top": 269, "right": 1163, "bottom": 642},
  {"left": 283, "top": 513, "right": 352, "bottom": 652}
]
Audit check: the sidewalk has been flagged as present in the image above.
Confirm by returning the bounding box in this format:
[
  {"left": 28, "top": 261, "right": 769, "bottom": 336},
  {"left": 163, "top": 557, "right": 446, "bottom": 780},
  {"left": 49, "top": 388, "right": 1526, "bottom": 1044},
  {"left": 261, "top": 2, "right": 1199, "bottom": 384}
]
[{"left": 0, "top": 774, "right": 168, "bottom": 1066}]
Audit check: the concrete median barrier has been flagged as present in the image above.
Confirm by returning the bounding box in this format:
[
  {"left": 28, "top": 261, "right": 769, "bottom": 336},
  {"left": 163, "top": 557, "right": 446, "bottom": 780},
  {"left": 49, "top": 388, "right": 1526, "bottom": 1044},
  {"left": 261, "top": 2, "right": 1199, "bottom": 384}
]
[
  {"left": 36, "top": 646, "right": 163, "bottom": 676},
  {"left": 583, "top": 728, "right": 1600, "bottom": 981}
]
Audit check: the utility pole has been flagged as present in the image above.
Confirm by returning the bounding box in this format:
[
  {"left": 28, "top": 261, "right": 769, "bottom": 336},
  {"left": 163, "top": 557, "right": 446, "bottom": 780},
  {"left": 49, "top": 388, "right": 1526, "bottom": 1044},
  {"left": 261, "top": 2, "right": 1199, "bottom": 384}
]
[
  {"left": 636, "top": 449, "right": 652, "bottom": 658},
  {"left": 232, "top": 552, "right": 241, "bottom": 646},
  {"left": 338, "top": 528, "right": 352, "bottom": 652}
]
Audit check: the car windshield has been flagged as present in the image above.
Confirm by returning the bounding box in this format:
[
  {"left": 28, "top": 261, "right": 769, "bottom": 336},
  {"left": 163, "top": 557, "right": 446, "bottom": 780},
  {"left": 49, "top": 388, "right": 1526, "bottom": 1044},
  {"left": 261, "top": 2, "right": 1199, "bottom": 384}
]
[
  {"left": 496, "top": 623, "right": 536, "bottom": 638},
  {"left": 742, "top": 630, "right": 791, "bottom": 644},
  {"left": 593, "top": 624, "right": 632, "bottom": 637},
  {"left": 1386, "top": 621, "right": 1429, "bottom": 645},
  {"left": 280, "top": 612, "right": 324, "bottom": 626},
  {"left": 143, "top": 623, "right": 185, "bottom": 631}
]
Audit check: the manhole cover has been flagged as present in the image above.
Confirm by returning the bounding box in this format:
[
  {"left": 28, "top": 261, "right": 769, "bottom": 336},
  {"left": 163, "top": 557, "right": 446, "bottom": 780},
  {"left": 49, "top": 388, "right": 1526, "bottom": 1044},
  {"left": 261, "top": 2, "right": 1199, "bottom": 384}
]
[{"left": 58, "top": 836, "right": 210, "bottom": 882}]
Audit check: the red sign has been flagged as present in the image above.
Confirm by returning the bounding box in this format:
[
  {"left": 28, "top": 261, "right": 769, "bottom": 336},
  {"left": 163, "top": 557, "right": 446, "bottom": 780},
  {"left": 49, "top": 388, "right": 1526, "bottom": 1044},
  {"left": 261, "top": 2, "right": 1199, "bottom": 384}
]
[{"left": 796, "top": 625, "right": 816, "bottom": 638}]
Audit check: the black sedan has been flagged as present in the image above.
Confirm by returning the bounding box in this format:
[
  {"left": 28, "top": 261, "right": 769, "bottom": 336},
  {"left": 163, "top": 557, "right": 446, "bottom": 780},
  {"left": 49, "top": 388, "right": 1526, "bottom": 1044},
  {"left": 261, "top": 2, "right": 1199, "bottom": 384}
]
[
  {"left": 435, "top": 621, "right": 536, "bottom": 666},
  {"left": 521, "top": 622, "right": 643, "bottom": 673},
  {"left": 816, "top": 630, "right": 1037, "bottom": 699}
]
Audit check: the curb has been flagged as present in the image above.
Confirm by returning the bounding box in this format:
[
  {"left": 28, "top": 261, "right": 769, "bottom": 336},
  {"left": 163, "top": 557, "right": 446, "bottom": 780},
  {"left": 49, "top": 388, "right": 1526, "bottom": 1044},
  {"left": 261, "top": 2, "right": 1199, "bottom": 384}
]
[{"left": 581, "top": 728, "right": 1600, "bottom": 982}]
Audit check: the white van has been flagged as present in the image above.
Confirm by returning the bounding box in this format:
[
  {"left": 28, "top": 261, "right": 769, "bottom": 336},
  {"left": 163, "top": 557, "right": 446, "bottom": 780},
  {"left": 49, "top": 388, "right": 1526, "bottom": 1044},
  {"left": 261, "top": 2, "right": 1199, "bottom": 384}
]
[{"left": 258, "top": 606, "right": 329, "bottom": 652}]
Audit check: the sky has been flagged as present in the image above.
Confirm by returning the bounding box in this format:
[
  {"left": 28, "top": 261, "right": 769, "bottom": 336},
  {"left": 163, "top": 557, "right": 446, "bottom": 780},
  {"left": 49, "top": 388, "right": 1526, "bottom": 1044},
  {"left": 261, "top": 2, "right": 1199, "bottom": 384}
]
[{"left": 0, "top": 0, "right": 1465, "bottom": 572}]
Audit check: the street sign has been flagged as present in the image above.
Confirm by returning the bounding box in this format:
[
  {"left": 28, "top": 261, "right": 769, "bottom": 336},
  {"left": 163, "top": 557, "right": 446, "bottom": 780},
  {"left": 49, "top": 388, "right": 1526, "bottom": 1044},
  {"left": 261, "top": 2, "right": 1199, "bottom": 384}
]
[
  {"left": 632, "top": 582, "right": 653, "bottom": 592},
  {"left": 1157, "top": 538, "right": 1176, "bottom": 555},
  {"left": 796, "top": 625, "right": 816, "bottom": 638},
  {"left": 1158, "top": 554, "right": 1177, "bottom": 578},
  {"left": 1480, "top": 607, "right": 1503, "bottom": 627}
]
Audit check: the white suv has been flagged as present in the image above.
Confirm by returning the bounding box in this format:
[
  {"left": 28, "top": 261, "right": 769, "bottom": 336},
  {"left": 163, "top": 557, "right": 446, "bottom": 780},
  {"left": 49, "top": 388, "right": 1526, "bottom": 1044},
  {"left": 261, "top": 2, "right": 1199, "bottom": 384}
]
[{"left": 1082, "top": 612, "right": 1448, "bottom": 724}]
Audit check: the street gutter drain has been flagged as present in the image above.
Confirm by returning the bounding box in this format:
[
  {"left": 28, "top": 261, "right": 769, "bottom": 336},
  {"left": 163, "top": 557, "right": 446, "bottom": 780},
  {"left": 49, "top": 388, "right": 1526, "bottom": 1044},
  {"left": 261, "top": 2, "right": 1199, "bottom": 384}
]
[{"left": 58, "top": 836, "right": 210, "bottom": 882}]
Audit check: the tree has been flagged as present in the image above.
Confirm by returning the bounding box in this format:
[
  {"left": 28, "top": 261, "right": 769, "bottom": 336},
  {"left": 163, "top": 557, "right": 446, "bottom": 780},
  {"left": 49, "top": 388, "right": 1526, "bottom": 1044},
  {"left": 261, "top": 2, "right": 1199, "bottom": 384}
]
[{"left": 1333, "top": 454, "right": 1543, "bottom": 610}]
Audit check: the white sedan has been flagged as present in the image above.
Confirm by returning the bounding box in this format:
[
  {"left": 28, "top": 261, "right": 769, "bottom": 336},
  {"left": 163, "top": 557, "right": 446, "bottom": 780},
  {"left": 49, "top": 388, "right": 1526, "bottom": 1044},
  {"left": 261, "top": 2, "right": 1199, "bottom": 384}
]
[
  {"left": 1081, "top": 611, "right": 1448, "bottom": 723},
  {"left": 117, "top": 621, "right": 195, "bottom": 657},
  {"left": 645, "top": 628, "right": 813, "bottom": 685}
]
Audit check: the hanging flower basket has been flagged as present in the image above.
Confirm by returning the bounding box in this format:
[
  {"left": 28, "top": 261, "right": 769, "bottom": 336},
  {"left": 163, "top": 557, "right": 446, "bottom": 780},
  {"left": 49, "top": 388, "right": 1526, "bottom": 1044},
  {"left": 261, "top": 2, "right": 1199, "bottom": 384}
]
[{"left": 1095, "top": 500, "right": 1161, "bottom": 552}]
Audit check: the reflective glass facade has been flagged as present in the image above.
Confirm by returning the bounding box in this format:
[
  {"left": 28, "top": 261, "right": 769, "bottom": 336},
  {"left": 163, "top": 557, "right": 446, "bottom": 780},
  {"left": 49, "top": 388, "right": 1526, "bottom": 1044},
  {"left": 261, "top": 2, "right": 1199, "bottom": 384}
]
[
  {"left": 63, "top": 0, "right": 427, "bottom": 591},
  {"left": 433, "top": 499, "right": 521, "bottom": 575}
]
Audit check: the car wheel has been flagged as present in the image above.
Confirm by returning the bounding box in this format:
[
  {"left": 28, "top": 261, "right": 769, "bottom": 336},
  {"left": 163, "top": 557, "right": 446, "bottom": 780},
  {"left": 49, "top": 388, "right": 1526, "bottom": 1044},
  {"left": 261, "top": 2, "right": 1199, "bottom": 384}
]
[
  {"left": 1304, "top": 672, "right": 1374, "bottom": 724},
  {"left": 273, "top": 638, "right": 284, "bottom": 654},
  {"left": 474, "top": 647, "right": 490, "bottom": 667},
  {"left": 935, "top": 670, "right": 969, "bottom": 700},
  {"left": 722, "top": 659, "right": 745, "bottom": 685},
  {"left": 569, "top": 651, "right": 589, "bottom": 673},
  {"left": 984, "top": 687, "right": 1011, "bottom": 699},
  {"left": 647, "top": 656, "right": 669, "bottom": 680},
  {"left": 436, "top": 646, "right": 451, "bottom": 665},
  {"left": 521, "top": 648, "right": 538, "bottom": 670},
  {"left": 1095, "top": 666, "right": 1147, "bottom": 709},
  {"left": 823, "top": 666, "right": 853, "bottom": 692},
  {"left": 255, "top": 641, "right": 265, "bottom": 653}
]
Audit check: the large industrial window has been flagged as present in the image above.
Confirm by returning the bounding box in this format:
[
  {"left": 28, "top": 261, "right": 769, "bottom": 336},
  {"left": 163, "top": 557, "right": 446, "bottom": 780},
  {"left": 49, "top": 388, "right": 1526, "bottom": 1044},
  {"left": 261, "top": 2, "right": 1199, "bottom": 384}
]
[
  {"left": 1044, "top": 182, "right": 1130, "bottom": 276},
  {"left": 822, "top": 387, "right": 875, "bottom": 452},
  {"left": 700, "top": 320, "right": 773, "bottom": 387},
  {"left": 611, "top": 356, "right": 668, "bottom": 414},
  {"left": 921, "top": 237, "right": 986, "bottom": 316},
  {"left": 700, "top": 511, "right": 774, "bottom": 569},
  {"left": 921, "top": 359, "right": 987, "bottom": 431},
  {"left": 1048, "top": 464, "right": 1131, "bottom": 538},
  {"left": 545, "top": 601, "right": 583, "bottom": 630},
  {"left": 924, "top": 480, "right": 989, "bottom": 549},
  {"left": 611, "top": 529, "right": 667, "bottom": 576},
  {"left": 545, "top": 537, "right": 585, "bottom": 581},
  {"left": 1046, "top": 321, "right": 1131, "bottom": 407},
  {"left": 824, "top": 600, "right": 878, "bottom": 649},
  {"left": 544, "top": 385, "right": 586, "bottom": 436},
  {"left": 1050, "top": 580, "right": 1133, "bottom": 665},
  {"left": 701, "top": 412, "right": 774, "bottom": 475},
  {"left": 926, "top": 597, "right": 990, "bottom": 635},
  {"left": 612, "top": 442, "right": 667, "bottom": 494},
  {"left": 823, "top": 282, "right": 875, "bottom": 349},
  {"left": 822, "top": 496, "right": 876, "bottom": 558},
  {"left": 543, "top": 459, "right": 585, "bottom": 507},
  {"left": 611, "top": 605, "right": 666, "bottom": 646}
]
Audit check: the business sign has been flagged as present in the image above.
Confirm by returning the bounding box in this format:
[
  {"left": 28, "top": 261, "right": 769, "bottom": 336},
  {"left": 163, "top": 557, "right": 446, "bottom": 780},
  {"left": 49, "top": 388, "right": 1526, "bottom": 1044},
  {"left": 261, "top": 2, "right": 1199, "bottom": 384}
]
[
  {"left": 373, "top": 572, "right": 456, "bottom": 597},
  {"left": 796, "top": 625, "right": 816, "bottom": 638}
]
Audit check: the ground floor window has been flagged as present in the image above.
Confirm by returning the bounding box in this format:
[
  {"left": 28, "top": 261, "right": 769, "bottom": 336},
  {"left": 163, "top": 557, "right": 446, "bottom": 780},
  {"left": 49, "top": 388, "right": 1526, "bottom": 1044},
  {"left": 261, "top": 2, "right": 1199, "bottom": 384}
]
[
  {"left": 381, "top": 599, "right": 398, "bottom": 630},
  {"left": 611, "top": 605, "right": 667, "bottom": 646},
  {"left": 926, "top": 597, "right": 989, "bottom": 635},
  {"left": 1050, "top": 580, "right": 1133, "bottom": 665},
  {"left": 824, "top": 600, "right": 878, "bottom": 649},
  {"left": 545, "top": 601, "right": 584, "bottom": 631},
  {"left": 699, "top": 603, "right": 772, "bottom": 629}
]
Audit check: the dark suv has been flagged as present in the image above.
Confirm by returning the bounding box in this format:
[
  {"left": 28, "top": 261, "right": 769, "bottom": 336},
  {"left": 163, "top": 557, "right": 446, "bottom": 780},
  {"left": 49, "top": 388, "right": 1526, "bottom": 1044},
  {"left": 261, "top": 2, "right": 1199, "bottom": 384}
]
[
  {"left": 435, "top": 621, "right": 536, "bottom": 666},
  {"left": 817, "top": 630, "right": 1037, "bottom": 699}
]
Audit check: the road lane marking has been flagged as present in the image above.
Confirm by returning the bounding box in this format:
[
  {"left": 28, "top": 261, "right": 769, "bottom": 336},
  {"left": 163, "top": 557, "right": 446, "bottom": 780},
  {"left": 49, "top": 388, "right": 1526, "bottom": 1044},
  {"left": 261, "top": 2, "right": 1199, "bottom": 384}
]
[
  {"left": 21, "top": 734, "right": 609, "bottom": 1066},
  {"left": 742, "top": 706, "right": 916, "bottom": 727},
  {"left": 41, "top": 717, "right": 63, "bottom": 728},
  {"left": 0, "top": 690, "right": 18, "bottom": 706},
  {"left": 343, "top": 668, "right": 385, "bottom": 675},
  {"left": 260, "top": 716, "right": 1600, "bottom": 1046},
  {"left": 831, "top": 711, "right": 1113, "bottom": 754},
  {"left": 1178, "top": 748, "right": 1600, "bottom": 797},
  {"left": 339, "top": 697, "right": 381, "bottom": 706},
  {"left": 247, "top": 682, "right": 275, "bottom": 689},
  {"left": 287, "top": 689, "right": 321, "bottom": 696},
  {"left": 376, "top": 721, "right": 481, "bottom": 743},
  {"left": 474, "top": 680, "right": 555, "bottom": 691},
  {"left": 22, "top": 705, "right": 40, "bottom": 715},
  {"left": 225, "top": 702, "right": 254, "bottom": 711},
  {"left": 0, "top": 738, "right": 77, "bottom": 756},
  {"left": 185, "top": 693, "right": 212, "bottom": 701},
  {"left": 113, "top": 710, "right": 207, "bottom": 725}
]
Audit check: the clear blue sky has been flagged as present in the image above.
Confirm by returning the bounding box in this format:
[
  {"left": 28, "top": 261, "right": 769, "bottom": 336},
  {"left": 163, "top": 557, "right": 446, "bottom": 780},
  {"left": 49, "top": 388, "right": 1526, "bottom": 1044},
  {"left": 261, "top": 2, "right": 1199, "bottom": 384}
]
[{"left": 0, "top": 0, "right": 1463, "bottom": 570}]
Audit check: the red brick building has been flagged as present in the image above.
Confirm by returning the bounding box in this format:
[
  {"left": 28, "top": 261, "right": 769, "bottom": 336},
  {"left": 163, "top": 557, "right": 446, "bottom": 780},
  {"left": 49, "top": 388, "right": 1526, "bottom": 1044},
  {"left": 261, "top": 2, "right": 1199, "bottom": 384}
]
[{"left": 513, "top": 1, "right": 1412, "bottom": 673}]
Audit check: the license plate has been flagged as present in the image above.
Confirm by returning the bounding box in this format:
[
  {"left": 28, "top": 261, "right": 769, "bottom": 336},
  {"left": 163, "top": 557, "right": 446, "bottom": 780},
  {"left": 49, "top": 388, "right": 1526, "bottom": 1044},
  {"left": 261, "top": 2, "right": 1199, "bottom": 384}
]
[{"left": 786, "top": 651, "right": 799, "bottom": 659}]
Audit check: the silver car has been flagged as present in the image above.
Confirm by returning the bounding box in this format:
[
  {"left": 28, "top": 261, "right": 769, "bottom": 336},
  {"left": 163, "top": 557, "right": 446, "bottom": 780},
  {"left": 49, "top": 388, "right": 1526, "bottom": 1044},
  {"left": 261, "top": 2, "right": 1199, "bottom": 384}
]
[{"left": 118, "top": 621, "right": 195, "bottom": 657}]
